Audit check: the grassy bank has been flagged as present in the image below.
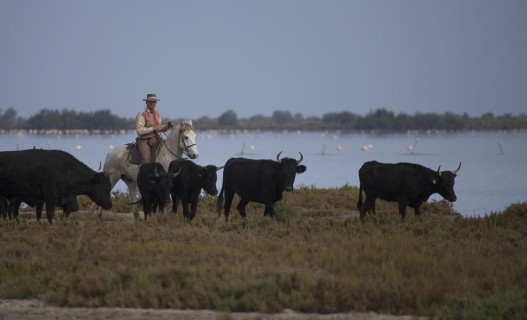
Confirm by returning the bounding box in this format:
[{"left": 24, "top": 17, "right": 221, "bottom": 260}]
[{"left": 1, "top": 186, "right": 526, "bottom": 319}]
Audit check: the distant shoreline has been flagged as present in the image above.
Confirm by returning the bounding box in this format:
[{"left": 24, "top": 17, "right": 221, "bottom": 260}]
[
  {"left": 1, "top": 128, "right": 527, "bottom": 136},
  {"left": 0, "top": 129, "right": 135, "bottom": 135}
]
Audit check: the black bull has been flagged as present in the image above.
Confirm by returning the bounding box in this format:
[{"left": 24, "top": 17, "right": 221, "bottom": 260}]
[
  {"left": 137, "top": 162, "right": 179, "bottom": 220},
  {"left": 168, "top": 159, "right": 222, "bottom": 221},
  {"left": 216, "top": 152, "right": 306, "bottom": 220},
  {"left": 0, "top": 149, "right": 112, "bottom": 223},
  {"left": 357, "top": 161, "right": 461, "bottom": 219}
]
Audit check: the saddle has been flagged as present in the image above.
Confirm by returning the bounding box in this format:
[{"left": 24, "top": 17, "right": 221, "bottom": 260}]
[{"left": 126, "top": 138, "right": 160, "bottom": 165}]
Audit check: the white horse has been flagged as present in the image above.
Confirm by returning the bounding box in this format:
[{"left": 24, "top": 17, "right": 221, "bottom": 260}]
[{"left": 99, "top": 120, "right": 199, "bottom": 219}]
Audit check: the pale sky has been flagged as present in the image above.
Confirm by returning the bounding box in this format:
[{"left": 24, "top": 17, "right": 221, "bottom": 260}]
[{"left": 1, "top": 0, "right": 526, "bottom": 121}]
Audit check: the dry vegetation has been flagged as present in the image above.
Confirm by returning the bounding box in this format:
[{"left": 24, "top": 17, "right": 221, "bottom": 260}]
[{"left": 1, "top": 187, "right": 526, "bottom": 319}]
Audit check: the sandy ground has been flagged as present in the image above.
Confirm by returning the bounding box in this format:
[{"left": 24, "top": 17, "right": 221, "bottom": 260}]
[{"left": 0, "top": 300, "right": 434, "bottom": 320}]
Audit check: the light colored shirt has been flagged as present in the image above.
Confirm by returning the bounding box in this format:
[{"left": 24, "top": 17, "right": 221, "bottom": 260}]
[{"left": 136, "top": 107, "right": 162, "bottom": 137}]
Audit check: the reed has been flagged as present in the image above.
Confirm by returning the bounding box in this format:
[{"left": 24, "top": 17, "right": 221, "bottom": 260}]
[{"left": 2, "top": 187, "right": 526, "bottom": 319}]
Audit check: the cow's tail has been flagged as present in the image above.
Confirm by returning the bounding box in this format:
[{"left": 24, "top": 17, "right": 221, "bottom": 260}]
[
  {"left": 216, "top": 186, "right": 224, "bottom": 217},
  {"left": 357, "top": 183, "right": 363, "bottom": 210}
]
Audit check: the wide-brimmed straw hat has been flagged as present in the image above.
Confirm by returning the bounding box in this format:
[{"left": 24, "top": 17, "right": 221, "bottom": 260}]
[{"left": 143, "top": 93, "right": 160, "bottom": 102}]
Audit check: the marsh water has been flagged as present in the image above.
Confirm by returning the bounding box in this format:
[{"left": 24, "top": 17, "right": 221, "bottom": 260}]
[{"left": 2, "top": 130, "right": 526, "bottom": 217}]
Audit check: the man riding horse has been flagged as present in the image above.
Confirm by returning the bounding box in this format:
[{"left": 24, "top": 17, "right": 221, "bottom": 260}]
[
  {"left": 135, "top": 93, "right": 173, "bottom": 163},
  {"left": 100, "top": 93, "right": 199, "bottom": 219}
]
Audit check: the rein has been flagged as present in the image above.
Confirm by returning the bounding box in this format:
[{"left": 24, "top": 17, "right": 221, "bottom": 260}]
[{"left": 159, "top": 137, "right": 183, "bottom": 159}]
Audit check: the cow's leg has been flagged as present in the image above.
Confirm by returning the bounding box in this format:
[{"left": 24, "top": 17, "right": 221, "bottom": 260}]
[
  {"left": 155, "top": 195, "right": 164, "bottom": 214},
  {"left": 10, "top": 199, "right": 23, "bottom": 220},
  {"left": 369, "top": 197, "right": 377, "bottom": 215},
  {"left": 35, "top": 202, "right": 44, "bottom": 221},
  {"left": 414, "top": 206, "right": 421, "bottom": 217},
  {"left": 7, "top": 200, "right": 13, "bottom": 220},
  {"left": 171, "top": 194, "right": 180, "bottom": 214},
  {"left": 143, "top": 201, "right": 151, "bottom": 220},
  {"left": 5, "top": 200, "right": 12, "bottom": 220},
  {"left": 236, "top": 198, "right": 249, "bottom": 219},
  {"left": 359, "top": 198, "right": 370, "bottom": 220},
  {"left": 360, "top": 196, "right": 374, "bottom": 220},
  {"left": 41, "top": 186, "right": 59, "bottom": 224},
  {"left": 0, "top": 197, "right": 7, "bottom": 220},
  {"left": 160, "top": 200, "right": 168, "bottom": 215},
  {"left": 216, "top": 192, "right": 224, "bottom": 217},
  {"left": 359, "top": 202, "right": 368, "bottom": 220},
  {"left": 64, "top": 208, "right": 73, "bottom": 218},
  {"left": 189, "top": 196, "right": 199, "bottom": 220},
  {"left": 264, "top": 204, "right": 276, "bottom": 220},
  {"left": 264, "top": 205, "right": 270, "bottom": 216},
  {"left": 44, "top": 201, "right": 56, "bottom": 224},
  {"left": 398, "top": 202, "right": 407, "bottom": 219},
  {"left": 181, "top": 200, "right": 191, "bottom": 220},
  {"left": 223, "top": 190, "right": 235, "bottom": 221}
]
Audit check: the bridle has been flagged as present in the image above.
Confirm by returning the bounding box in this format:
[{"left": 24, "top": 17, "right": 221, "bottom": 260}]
[
  {"left": 160, "top": 125, "right": 196, "bottom": 159},
  {"left": 180, "top": 130, "right": 197, "bottom": 158}
]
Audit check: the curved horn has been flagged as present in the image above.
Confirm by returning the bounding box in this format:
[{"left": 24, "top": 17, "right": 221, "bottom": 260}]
[
  {"left": 216, "top": 166, "right": 225, "bottom": 171},
  {"left": 276, "top": 151, "right": 283, "bottom": 163},
  {"left": 297, "top": 152, "right": 304, "bottom": 165},
  {"left": 452, "top": 162, "right": 462, "bottom": 174},
  {"left": 172, "top": 168, "right": 182, "bottom": 178},
  {"left": 436, "top": 165, "right": 441, "bottom": 174}
]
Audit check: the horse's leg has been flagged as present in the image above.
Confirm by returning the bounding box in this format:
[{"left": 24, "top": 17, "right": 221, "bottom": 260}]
[
  {"left": 96, "top": 205, "right": 104, "bottom": 219},
  {"left": 125, "top": 181, "right": 141, "bottom": 220}
]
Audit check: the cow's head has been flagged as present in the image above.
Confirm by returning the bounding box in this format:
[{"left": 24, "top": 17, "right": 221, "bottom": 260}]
[
  {"left": 149, "top": 167, "right": 177, "bottom": 203},
  {"left": 88, "top": 171, "right": 113, "bottom": 209},
  {"left": 276, "top": 151, "right": 307, "bottom": 192},
  {"left": 432, "top": 162, "right": 461, "bottom": 202},
  {"left": 198, "top": 165, "right": 222, "bottom": 196}
]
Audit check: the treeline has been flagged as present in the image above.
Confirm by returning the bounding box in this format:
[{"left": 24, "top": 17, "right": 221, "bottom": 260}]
[
  {"left": 1, "top": 107, "right": 527, "bottom": 132},
  {"left": 200, "top": 108, "right": 527, "bottom": 131},
  {"left": 0, "top": 108, "right": 132, "bottom": 131}
]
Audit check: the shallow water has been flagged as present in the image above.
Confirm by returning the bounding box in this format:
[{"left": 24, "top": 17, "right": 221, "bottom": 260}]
[{"left": 2, "top": 130, "right": 526, "bottom": 216}]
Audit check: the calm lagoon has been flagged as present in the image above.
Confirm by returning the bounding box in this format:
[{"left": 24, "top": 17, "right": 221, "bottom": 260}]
[{"left": 1, "top": 130, "right": 526, "bottom": 217}]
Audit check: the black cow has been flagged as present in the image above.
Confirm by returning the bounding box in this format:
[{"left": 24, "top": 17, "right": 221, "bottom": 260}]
[
  {"left": 0, "top": 149, "right": 113, "bottom": 223},
  {"left": 216, "top": 152, "right": 306, "bottom": 220},
  {"left": 137, "top": 162, "right": 179, "bottom": 220},
  {"left": 168, "top": 159, "right": 222, "bottom": 221},
  {"left": 357, "top": 161, "right": 461, "bottom": 219}
]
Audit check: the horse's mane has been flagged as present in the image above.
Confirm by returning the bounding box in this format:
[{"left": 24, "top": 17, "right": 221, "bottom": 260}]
[
  {"left": 178, "top": 120, "right": 194, "bottom": 132},
  {"left": 164, "top": 120, "right": 194, "bottom": 143}
]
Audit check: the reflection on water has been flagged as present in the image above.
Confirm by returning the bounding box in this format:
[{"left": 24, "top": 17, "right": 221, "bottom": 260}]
[{"left": 1, "top": 131, "right": 526, "bottom": 217}]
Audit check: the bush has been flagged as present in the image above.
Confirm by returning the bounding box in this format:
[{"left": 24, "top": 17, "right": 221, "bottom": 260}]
[{"left": 502, "top": 202, "right": 527, "bottom": 218}]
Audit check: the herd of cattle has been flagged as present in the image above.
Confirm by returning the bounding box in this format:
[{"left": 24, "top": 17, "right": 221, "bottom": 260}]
[{"left": 0, "top": 147, "right": 461, "bottom": 223}]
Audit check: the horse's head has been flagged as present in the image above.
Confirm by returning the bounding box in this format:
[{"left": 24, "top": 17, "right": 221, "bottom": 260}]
[{"left": 178, "top": 120, "right": 199, "bottom": 159}]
